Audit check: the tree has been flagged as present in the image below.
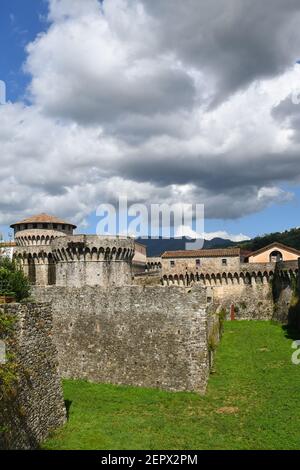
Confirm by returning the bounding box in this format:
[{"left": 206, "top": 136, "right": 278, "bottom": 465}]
[{"left": 0, "top": 258, "right": 30, "bottom": 302}]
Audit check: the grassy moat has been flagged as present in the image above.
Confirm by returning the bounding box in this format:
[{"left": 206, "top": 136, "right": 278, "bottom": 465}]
[{"left": 43, "top": 321, "right": 300, "bottom": 450}]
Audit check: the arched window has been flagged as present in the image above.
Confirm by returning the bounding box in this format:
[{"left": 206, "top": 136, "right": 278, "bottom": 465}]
[{"left": 270, "top": 250, "right": 283, "bottom": 262}]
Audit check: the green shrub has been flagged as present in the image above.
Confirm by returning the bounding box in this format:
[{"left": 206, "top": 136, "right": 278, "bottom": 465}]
[
  {"left": 0, "top": 312, "right": 16, "bottom": 336},
  {"left": 0, "top": 313, "right": 18, "bottom": 401},
  {"left": 0, "top": 259, "right": 30, "bottom": 302},
  {"left": 0, "top": 353, "right": 18, "bottom": 399},
  {"left": 218, "top": 308, "right": 227, "bottom": 335}
]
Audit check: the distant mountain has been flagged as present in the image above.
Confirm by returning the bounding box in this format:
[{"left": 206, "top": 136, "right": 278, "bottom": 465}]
[
  {"left": 204, "top": 237, "right": 236, "bottom": 249},
  {"left": 138, "top": 227, "right": 300, "bottom": 257},
  {"left": 137, "top": 237, "right": 235, "bottom": 257}
]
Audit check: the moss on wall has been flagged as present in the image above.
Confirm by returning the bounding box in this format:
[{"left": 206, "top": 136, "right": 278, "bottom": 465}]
[
  {"left": 0, "top": 311, "right": 18, "bottom": 444},
  {"left": 0, "top": 304, "right": 66, "bottom": 450},
  {"left": 0, "top": 312, "right": 18, "bottom": 396}
]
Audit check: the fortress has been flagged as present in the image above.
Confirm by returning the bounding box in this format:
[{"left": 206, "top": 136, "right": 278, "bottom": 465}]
[
  {"left": 1, "top": 213, "right": 300, "bottom": 448},
  {"left": 11, "top": 213, "right": 136, "bottom": 287},
  {"left": 5, "top": 212, "right": 300, "bottom": 330},
  {"left": 8, "top": 212, "right": 300, "bottom": 331}
]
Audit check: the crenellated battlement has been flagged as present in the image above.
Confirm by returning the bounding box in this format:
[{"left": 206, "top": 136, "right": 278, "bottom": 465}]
[
  {"left": 52, "top": 235, "right": 135, "bottom": 288},
  {"left": 146, "top": 257, "right": 162, "bottom": 272},
  {"left": 16, "top": 233, "right": 59, "bottom": 247},
  {"left": 162, "top": 260, "right": 299, "bottom": 286},
  {"left": 52, "top": 235, "right": 135, "bottom": 263}
]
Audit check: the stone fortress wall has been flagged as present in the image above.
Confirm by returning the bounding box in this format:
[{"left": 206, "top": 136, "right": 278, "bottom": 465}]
[
  {"left": 132, "top": 242, "right": 148, "bottom": 274},
  {"left": 32, "top": 285, "right": 212, "bottom": 394},
  {"left": 0, "top": 303, "right": 66, "bottom": 450},
  {"left": 161, "top": 250, "right": 300, "bottom": 322}
]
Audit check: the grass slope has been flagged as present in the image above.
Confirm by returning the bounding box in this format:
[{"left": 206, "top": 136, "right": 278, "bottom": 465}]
[{"left": 43, "top": 322, "right": 300, "bottom": 450}]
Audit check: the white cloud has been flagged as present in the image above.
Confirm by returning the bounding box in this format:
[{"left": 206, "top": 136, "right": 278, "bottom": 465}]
[
  {"left": 204, "top": 231, "right": 250, "bottom": 242},
  {"left": 175, "top": 225, "right": 250, "bottom": 242},
  {"left": 1, "top": 0, "right": 300, "bottom": 229},
  {"left": 257, "top": 186, "right": 294, "bottom": 204}
]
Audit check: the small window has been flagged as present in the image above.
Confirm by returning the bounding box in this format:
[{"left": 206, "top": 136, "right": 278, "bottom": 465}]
[
  {"left": 222, "top": 258, "right": 227, "bottom": 266},
  {"left": 207, "top": 296, "right": 212, "bottom": 303},
  {"left": 170, "top": 260, "right": 175, "bottom": 267},
  {"left": 196, "top": 259, "right": 200, "bottom": 266}
]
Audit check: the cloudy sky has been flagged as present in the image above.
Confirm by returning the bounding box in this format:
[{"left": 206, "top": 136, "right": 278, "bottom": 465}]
[{"left": 1, "top": 0, "right": 300, "bottom": 240}]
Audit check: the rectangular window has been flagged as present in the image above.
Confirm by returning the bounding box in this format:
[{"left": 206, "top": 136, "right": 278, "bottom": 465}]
[
  {"left": 222, "top": 259, "right": 227, "bottom": 266},
  {"left": 196, "top": 259, "right": 200, "bottom": 266},
  {"left": 170, "top": 260, "right": 175, "bottom": 267}
]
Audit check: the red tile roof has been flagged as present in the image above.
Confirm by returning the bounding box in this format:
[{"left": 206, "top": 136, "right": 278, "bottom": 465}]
[
  {"left": 10, "top": 213, "right": 77, "bottom": 228},
  {"left": 161, "top": 248, "right": 241, "bottom": 258}
]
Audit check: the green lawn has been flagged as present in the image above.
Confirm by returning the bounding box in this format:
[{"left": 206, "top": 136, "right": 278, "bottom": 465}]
[{"left": 43, "top": 321, "right": 300, "bottom": 450}]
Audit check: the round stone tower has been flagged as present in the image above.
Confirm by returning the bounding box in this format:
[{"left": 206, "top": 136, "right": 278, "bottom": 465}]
[
  {"left": 51, "top": 235, "right": 135, "bottom": 287},
  {"left": 11, "top": 213, "right": 77, "bottom": 286}
]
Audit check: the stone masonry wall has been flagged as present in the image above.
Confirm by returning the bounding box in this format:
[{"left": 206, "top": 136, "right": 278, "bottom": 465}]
[
  {"left": 271, "top": 261, "right": 300, "bottom": 325},
  {"left": 32, "top": 285, "right": 210, "bottom": 394},
  {"left": 0, "top": 303, "right": 66, "bottom": 450},
  {"left": 273, "top": 284, "right": 293, "bottom": 323},
  {"left": 209, "top": 281, "right": 274, "bottom": 320}
]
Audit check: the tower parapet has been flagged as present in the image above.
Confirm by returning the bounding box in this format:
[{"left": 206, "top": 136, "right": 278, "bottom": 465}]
[{"left": 52, "top": 235, "right": 135, "bottom": 287}]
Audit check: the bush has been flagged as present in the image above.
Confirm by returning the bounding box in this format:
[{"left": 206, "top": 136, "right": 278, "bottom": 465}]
[
  {"left": 218, "top": 308, "right": 227, "bottom": 335},
  {"left": 0, "top": 259, "right": 30, "bottom": 302}
]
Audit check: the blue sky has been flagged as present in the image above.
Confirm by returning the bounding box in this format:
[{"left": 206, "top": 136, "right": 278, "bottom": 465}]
[
  {"left": 1, "top": 0, "right": 300, "bottom": 241},
  {"left": 0, "top": 0, "right": 48, "bottom": 102}
]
